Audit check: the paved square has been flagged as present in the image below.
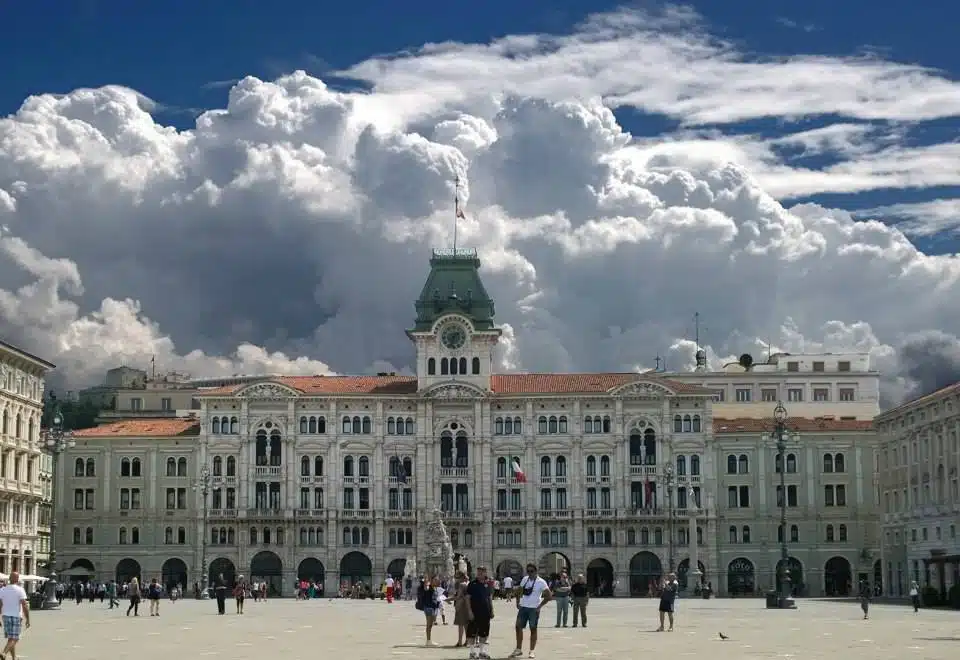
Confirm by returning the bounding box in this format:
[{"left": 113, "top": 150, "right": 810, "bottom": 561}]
[{"left": 23, "top": 597, "right": 960, "bottom": 660}]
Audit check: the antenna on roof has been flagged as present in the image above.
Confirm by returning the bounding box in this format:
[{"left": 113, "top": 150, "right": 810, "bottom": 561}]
[{"left": 654, "top": 355, "right": 662, "bottom": 371}]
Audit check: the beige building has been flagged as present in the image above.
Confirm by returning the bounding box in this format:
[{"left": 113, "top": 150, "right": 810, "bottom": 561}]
[
  {"left": 0, "top": 339, "right": 55, "bottom": 577},
  {"left": 52, "top": 249, "right": 883, "bottom": 597},
  {"left": 875, "top": 381, "right": 960, "bottom": 599}
]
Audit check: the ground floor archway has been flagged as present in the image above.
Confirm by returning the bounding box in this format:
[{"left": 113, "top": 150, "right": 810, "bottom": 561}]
[
  {"left": 115, "top": 558, "right": 141, "bottom": 584},
  {"left": 677, "top": 558, "right": 707, "bottom": 591},
  {"left": 824, "top": 556, "right": 852, "bottom": 596},
  {"left": 727, "top": 557, "right": 755, "bottom": 596},
  {"left": 251, "top": 551, "right": 283, "bottom": 597},
  {"left": 67, "top": 558, "right": 95, "bottom": 582},
  {"left": 386, "top": 558, "right": 406, "bottom": 579},
  {"left": 339, "top": 551, "right": 372, "bottom": 587},
  {"left": 497, "top": 559, "right": 523, "bottom": 582},
  {"left": 297, "top": 558, "right": 325, "bottom": 585},
  {"left": 586, "top": 558, "right": 614, "bottom": 596},
  {"left": 208, "top": 557, "right": 237, "bottom": 589},
  {"left": 776, "top": 557, "right": 804, "bottom": 595},
  {"left": 539, "top": 552, "right": 570, "bottom": 581},
  {"left": 629, "top": 552, "right": 662, "bottom": 596},
  {"left": 161, "top": 557, "right": 188, "bottom": 591}
]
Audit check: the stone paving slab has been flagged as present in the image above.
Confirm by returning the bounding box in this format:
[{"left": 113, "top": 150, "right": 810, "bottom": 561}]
[{"left": 22, "top": 597, "right": 960, "bottom": 660}]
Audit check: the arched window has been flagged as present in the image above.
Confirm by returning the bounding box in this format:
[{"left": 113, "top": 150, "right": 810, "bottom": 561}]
[
  {"left": 85, "top": 527, "right": 94, "bottom": 544},
  {"left": 742, "top": 526, "right": 751, "bottom": 543},
  {"left": 676, "top": 455, "right": 686, "bottom": 476},
  {"left": 343, "top": 527, "right": 351, "bottom": 545},
  {"left": 428, "top": 358, "right": 436, "bottom": 375},
  {"left": 342, "top": 416, "right": 351, "bottom": 434},
  {"left": 690, "top": 455, "right": 701, "bottom": 476},
  {"left": 352, "top": 416, "right": 361, "bottom": 434},
  {"left": 584, "top": 416, "right": 594, "bottom": 434},
  {"left": 823, "top": 453, "right": 834, "bottom": 473},
  {"left": 826, "top": 524, "right": 835, "bottom": 542},
  {"left": 586, "top": 456, "right": 596, "bottom": 476},
  {"left": 309, "top": 417, "right": 317, "bottom": 434},
  {"left": 673, "top": 415, "right": 682, "bottom": 433},
  {"left": 472, "top": 357, "right": 480, "bottom": 374},
  {"left": 682, "top": 415, "right": 692, "bottom": 432},
  {"left": 548, "top": 416, "right": 558, "bottom": 434},
  {"left": 450, "top": 357, "right": 458, "bottom": 375},
  {"left": 387, "top": 417, "right": 396, "bottom": 435},
  {"left": 600, "top": 455, "right": 611, "bottom": 476},
  {"left": 121, "top": 457, "right": 131, "bottom": 477},
  {"left": 230, "top": 417, "right": 238, "bottom": 433},
  {"left": 441, "top": 358, "right": 449, "bottom": 375},
  {"left": 73, "top": 527, "right": 81, "bottom": 544},
  {"left": 834, "top": 453, "right": 845, "bottom": 473},
  {"left": 166, "top": 457, "right": 176, "bottom": 477},
  {"left": 301, "top": 457, "right": 310, "bottom": 476},
  {"left": 495, "top": 417, "right": 504, "bottom": 435},
  {"left": 250, "top": 527, "right": 258, "bottom": 545},
  {"left": 513, "top": 417, "right": 522, "bottom": 434},
  {"left": 497, "top": 457, "right": 507, "bottom": 478},
  {"left": 314, "top": 456, "right": 323, "bottom": 476},
  {"left": 213, "top": 456, "right": 223, "bottom": 476},
  {"left": 459, "top": 357, "right": 467, "bottom": 374},
  {"left": 838, "top": 524, "right": 847, "bottom": 541},
  {"left": 226, "top": 456, "right": 236, "bottom": 476},
  {"left": 362, "top": 417, "right": 371, "bottom": 434},
  {"left": 300, "top": 416, "right": 308, "bottom": 434},
  {"left": 74, "top": 458, "right": 84, "bottom": 477},
  {"left": 729, "top": 525, "right": 738, "bottom": 543},
  {"left": 212, "top": 417, "right": 221, "bottom": 434},
  {"left": 318, "top": 417, "right": 326, "bottom": 433},
  {"left": 178, "top": 527, "right": 186, "bottom": 544},
  {"left": 131, "top": 457, "right": 141, "bottom": 477},
  {"left": 165, "top": 527, "right": 174, "bottom": 544},
  {"left": 263, "top": 528, "right": 271, "bottom": 544},
  {"left": 692, "top": 415, "right": 701, "bottom": 432},
  {"left": 538, "top": 416, "right": 548, "bottom": 434},
  {"left": 177, "top": 457, "right": 187, "bottom": 477},
  {"left": 540, "top": 457, "right": 551, "bottom": 479},
  {"left": 726, "top": 454, "right": 737, "bottom": 474},
  {"left": 556, "top": 456, "right": 567, "bottom": 477},
  {"left": 86, "top": 458, "right": 95, "bottom": 476},
  {"left": 343, "top": 456, "right": 354, "bottom": 476},
  {"left": 738, "top": 454, "right": 749, "bottom": 474},
  {"left": 361, "top": 527, "right": 370, "bottom": 545},
  {"left": 790, "top": 525, "right": 799, "bottom": 542},
  {"left": 786, "top": 453, "right": 797, "bottom": 473},
  {"left": 119, "top": 527, "right": 128, "bottom": 544},
  {"left": 358, "top": 456, "right": 370, "bottom": 477}
]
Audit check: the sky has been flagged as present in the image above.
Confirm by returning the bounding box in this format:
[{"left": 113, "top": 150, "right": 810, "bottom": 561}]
[{"left": 1, "top": 1, "right": 959, "bottom": 406}]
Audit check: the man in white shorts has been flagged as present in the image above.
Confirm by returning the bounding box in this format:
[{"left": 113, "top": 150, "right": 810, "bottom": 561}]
[{"left": 0, "top": 572, "right": 29, "bottom": 660}]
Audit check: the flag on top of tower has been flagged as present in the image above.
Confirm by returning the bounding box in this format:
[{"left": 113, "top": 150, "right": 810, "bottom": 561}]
[{"left": 512, "top": 459, "right": 526, "bottom": 483}]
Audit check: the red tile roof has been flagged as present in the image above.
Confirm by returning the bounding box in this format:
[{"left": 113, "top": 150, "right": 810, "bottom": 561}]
[
  {"left": 196, "top": 373, "right": 710, "bottom": 397},
  {"left": 713, "top": 417, "right": 874, "bottom": 433},
  {"left": 71, "top": 418, "right": 201, "bottom": 438}
]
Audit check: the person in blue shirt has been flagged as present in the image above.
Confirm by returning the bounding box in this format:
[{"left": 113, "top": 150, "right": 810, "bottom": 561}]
[{"left": 464, "top": 566, "right": 494, "bottom": 659}]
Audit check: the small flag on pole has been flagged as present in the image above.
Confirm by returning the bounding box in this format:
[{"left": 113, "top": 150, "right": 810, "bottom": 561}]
[{"left": 512, "top": 459, "right": 526, "bottom": 483}]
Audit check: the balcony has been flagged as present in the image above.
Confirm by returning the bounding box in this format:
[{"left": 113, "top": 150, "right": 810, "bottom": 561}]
[
  {"left": 584, "top": 475, "right": 612, "bottom": 485},
  {"left": 536, "top": 509, "right": 572, "bottom": 520},
  {"left": 629, "top": 464, "right": 658, "bottom": 477},
  {"left": 493, "top": 510, "right": 526, "bottom": 521},
  {"left": 342, "top": 476, "right": 371, "bottom": 485},
  {"left": 439, "top": 467, "right": 470, "bottom": 479},
  {"left": 295, "top": 509, "right": 325, "bottom": 519},
  {"left": 386, "top": 509, "right": 416, "bottom": 520},
  {"left": 299, "top": 475, "right": 325, "bottom": 485},
  {"left": 387, "top": 476, "right": 415, "bottom": 486},
  {"left": 254, "top": 466, "right": 282, "bottom": 478},
  {"left": 621, "top": 507, "right": 668, "bottom": 520},
  {"left": 246, "top": 507, "right": 284, "bottom": 519},
  {"left": 441, "top": 510, "right": 474, "bottom": 521},
  {"left": 339, "top": 509, "right": 374, "bottom": 520},
  {"left": 583, "top": 508, "right": 617, "bottom": 520},
  {"left": 212, "top": 475, "right": 238, "bottom": 486},
  {"left": 208, "top": 509, "right": 238, "bottom": 519},
  {"left": 494, "top": 477, "right": 524, "bottom": 486}
]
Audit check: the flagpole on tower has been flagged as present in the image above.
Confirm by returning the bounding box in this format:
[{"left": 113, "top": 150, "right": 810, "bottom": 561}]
[{"left": 454, "top": 175, "right": 467, "bottom": 253}]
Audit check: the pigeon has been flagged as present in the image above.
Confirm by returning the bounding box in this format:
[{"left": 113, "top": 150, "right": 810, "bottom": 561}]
[{"left": 718, "top": 632, "right": 729, "bottom": 640}]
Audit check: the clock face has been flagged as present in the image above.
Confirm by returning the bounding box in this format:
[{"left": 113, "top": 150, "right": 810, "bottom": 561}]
[{"left": 441, "top": 325, "right": 467, "bottom": 350}]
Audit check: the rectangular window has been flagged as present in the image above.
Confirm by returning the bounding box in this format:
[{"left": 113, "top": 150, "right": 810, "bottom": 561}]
[
  {"left": 813, "top": 388, "right": 830, "bottom": 402},
  {"left": 161, "top": 397, "right": 172, "bottom": 411},
  {"left": 735, "top": 388, "right": 751, "bottom": 402},
  {"left": 761, "top": 389, "right": 778, "bottom": 402},
  {"left": 131, "top": 488, "right": 141, "bottom": 509},
  {"left": 359, "top": 488, "right": 370, "bottom": 510},
  {"left": 787, "top": 388, "right": 803, "bottom": 402},
  {"left": 812, "top": 361, "right": 825, "bottom": 372},
  {"left": 556, "top": 488, "right": 568, "bottom": 510},
  {"left": 839, "top": 388, "right": 855, "bottom": 402},
  {"left": 838, "top": 361, "right": 851, "bottom": 372},
  {"left": 342, "top": 488, "right": 354, "bottom": 509},
  {"left": 824, "top": 485, "right": 835, "bottom": 506},
  {"left": 787, "top": 361, "right": 799, "bottom": 372},
  {"left": 836, "top": 485, "right": 846, "bottom": 506},
  {"left": 74, "top": 489, "right": 84, "bottom": 510},
  {"left": 85, "top": 489, "right": 95, "bottom": 510},
  {"left": 166, "top": 488, "right": 176, "bottom": 510},
  {"left": 712, "top": 389, "right": 725, "bottom": 402},
  {"left": 738, "top": 485, "right": 750, "bottom": 508},
  {"left": 177, "top": 487, "right": 187, "bottom": 509},
  {"left": 510, "top": 489, "right": 522, "bottom": 510},
  {"left": 131, "top": 398, "right": 143, "bottom": 411},
  {"left": 120, "top": 488, "right": 131, "bottom": 510},
  {"left": 497, "top": 489, "right": 507, "bottom": 510},
  {"left": 540, "top": 489, "right": 552, "bottom": 510}
]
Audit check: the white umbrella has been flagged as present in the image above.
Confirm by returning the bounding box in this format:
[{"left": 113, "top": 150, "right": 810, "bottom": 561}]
[{"left": 18, "top": 575, "right": 45, "bottom": 582}]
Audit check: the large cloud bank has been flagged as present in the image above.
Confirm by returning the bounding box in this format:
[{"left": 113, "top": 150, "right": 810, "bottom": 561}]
[{"left": 2, "top": 7, "right": 960, "bottom": 406}]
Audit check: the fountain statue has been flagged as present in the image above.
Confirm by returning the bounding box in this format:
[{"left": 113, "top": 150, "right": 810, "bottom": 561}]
[{"left": 422, "top": 507, "right": 455, "bottom": 580}]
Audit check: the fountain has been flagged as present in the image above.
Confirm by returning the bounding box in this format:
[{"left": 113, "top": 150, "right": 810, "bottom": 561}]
[{"left": 422, "top": 508, "right": 455, "bottom": 580}]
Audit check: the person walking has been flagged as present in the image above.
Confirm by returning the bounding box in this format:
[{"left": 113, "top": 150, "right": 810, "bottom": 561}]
[
  {"left": 909, "top": 581, "right": 920, "bottom": 612},
  {"left": 106, "top": 580, "right": 119, "bottom": 609},
  {"left": 552, "top": 572, "right": 571, "bottom": 627},
  {"left": 570, "top": 574, "right": 589, "bottom": 628},
  {"left": 657, "top": 573, "right": 678, "bottom": 632},
  {"left": 147, "top": 578, "right": 162, "bottom": 616},
  {"left": 125, "top": 577, "right": 141, "bottom": 617},
  {"left": 213, "top": 573, "right": 228, "bottom": 615},
  {"left": 858, "top": 580, "right": 871, "bottom": 620},
  {"left": 417, "top": 576, "right": 441, "bottom": 647},
  {"left": 0, "top": 571, "right": 29, "bottom": 660},
  {"left": 510, "top": 563, "right": 551, "bottom": 659}
]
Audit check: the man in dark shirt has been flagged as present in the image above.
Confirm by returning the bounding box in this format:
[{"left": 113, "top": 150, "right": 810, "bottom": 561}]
[{"left": 465, "top": 566, "right": 494, "bottom": 660}]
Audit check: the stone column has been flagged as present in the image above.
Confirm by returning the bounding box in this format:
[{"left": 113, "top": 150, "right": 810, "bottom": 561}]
[{"left": 688, "top": 486, "right": 701, "bottom": 591}]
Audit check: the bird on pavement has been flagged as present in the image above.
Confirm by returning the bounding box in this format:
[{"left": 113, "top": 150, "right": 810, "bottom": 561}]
[{"left": 718, "top": 632, "right": 729, "bottom": 640}]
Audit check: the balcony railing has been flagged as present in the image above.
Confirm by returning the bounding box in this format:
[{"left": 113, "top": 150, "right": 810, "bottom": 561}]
[
  {"left": 340, "top": 509, "right": 373, "bottom": 520},
  {"left": 536, "top": 509, "right": 572, "bottom": 520},
  {"left": 208, "top": 509, "right": 238, "bottom": 519},
  {"left": 299, "top": 475, "right": 325, "bottom": 485},
  {"left": 494, "top": 477, "right": 525, "bottom": 486},
  {"left": 342, "top": 476, "right": 371, "bottom": 485},
  {"left": 629, "top": 465, "right": 658, "bottom": 476},
  {"left": 583, "top": 508, "right": 617, "bottom": 519},
  {"left": 246, "top": 507, "right": 283, "bottom": 518},
  {"left": 387, "top": 476, "right": 415, "bottom": 486},
  {"left": 494, "top": 510, "right": 526, "bottom": 520},
  {"left": 386, "top": 510, "right": 416, "bottom": 519},
  {"left": 254, "top": 466, "right": 282, "bottom": 478},
  {"left": 584, "top": 475, "right": 612, "bottom": 484},
  {"left": 212, "top": 475, "right": 238, "bottom": 486},
  {"left": 438, "top": 467, "right": 470, "bottom": 478},
  {"left": 295, "top": 509, "right": 325, "bottom": 518},
  {"left": 441, "top": 510, "right": 473, "bottom": 520}
]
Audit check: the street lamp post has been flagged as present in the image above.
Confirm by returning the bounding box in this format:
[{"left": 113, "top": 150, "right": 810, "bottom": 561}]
[
  {"left": 193, "top": 465, "right": 212, "bottom": 600},
  {"left": 664, "top": 464, "right": 675, "bottom": 573},
  {"left": 42, "top": 404, "right": 75, "bottom": 609},
  {"left": 770, "top": 401, "right": 799, "bottom": 609}
]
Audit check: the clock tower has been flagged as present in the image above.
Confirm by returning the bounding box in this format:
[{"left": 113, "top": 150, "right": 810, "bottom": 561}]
[{"left": 406, "top": 248, "right": 501, "bottom": 392}]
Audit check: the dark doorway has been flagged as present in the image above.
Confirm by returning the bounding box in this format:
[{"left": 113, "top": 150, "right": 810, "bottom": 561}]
[
  {"left": 586, "top": 558, "right": 614, "bottom": 596},
  {"left": 727, "top": 558, "right": 755, "bottom": 596},
  {"left": 297, "top": 558, "right": 325, "bottom": 584},
  {"left": 824, "top": 556, "right": 852, "bottom": 596},
  {"left": 251, "top": 551, "right": 283, "bottom": 596},
  {"left": 115, "top": 558, "right": 141, "bottom": 584},
  {"left": 538, "top": 552, "right": 570, "bottom": 582},
  {"left": 629, "top": 552, "right": 663, "bottom": 596},
  {"left": 776, "top": 557, "right": 804, "bottom": 595},
  {"left": 208, "top": 557, "right": 237, "bottom": 588},
  {"left": 161, "top": 558, "right": 188, "bottom": 591},
  {"left": 386, "top": 558, "right": 406, "bottom": 579},
  {"left": 339, "top": 551, "right": 373, "bottom": 587}
]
